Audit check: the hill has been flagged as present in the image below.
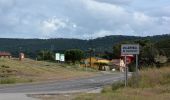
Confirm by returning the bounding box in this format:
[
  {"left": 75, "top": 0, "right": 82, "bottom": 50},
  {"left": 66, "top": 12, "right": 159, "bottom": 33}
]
[
  {"left": 0, "top": 58, "right": 96, "bottom": 84},
  {"left": 0, "top": 34, "right": 170, "bottom": 58}
]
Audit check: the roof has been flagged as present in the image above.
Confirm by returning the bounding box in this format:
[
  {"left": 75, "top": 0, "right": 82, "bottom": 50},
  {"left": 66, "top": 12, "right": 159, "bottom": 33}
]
[
  {"left": 0, "top": 52, "right": 11, "bottom": 56},
  {"left": 84, "top": 57, "right": 111, "bottom": 64},
  {"left": 97, "top": 59, "right": 110, "bottom": 64}
]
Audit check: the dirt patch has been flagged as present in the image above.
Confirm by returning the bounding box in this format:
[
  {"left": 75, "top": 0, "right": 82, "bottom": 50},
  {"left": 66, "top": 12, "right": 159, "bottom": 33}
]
[{"left": 30, "top": 93, "right": 82, "bottom": 100}]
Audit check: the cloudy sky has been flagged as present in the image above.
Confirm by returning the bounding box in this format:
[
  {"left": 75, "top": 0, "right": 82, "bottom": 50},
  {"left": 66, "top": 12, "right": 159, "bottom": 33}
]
[{"left": 0, "top": 0, "right": 170, "bottom": 39}]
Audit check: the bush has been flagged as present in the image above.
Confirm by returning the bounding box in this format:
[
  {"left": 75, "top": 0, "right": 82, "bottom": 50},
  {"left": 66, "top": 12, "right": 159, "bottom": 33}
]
[
  {"left": 65, "top": 49, "right": 84, "bottom": 64},
  {"left": 37, "top": 50, "right": 55, "bottom": 61},
  {"left": 101, "top": 86, "right": 113, "bottom": 93},
  {"left": 0, "top": 78, "right": 16, "bottom": 84},
  {"left": 112, "top": 81, "right": 124, "bottom": 91}
]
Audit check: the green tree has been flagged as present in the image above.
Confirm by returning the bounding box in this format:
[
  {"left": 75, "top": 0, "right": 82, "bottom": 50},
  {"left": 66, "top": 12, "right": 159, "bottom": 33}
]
[
  {"left": 113, "top": 44, "right": 121, "bottom": 59},
  {"left": 113, "top": 41, "right": 131, "bottom": 59},
  {"left": 139, "top": 43, "right": 160, "bottom": 67},
  {"left": 65, "top": 49, "right": 84, "bottom": 63},
  {"left": 37, "top": 50, "right": 54, "bottom": 61}
]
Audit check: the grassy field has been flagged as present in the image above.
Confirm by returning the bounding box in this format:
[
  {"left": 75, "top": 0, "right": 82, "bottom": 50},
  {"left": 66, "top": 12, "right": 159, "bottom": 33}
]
[
  {"left": 74, "top": 66, "right": 170, "bottom": 100},
  {"left": 0, "top": 58, "right": 97, "bottom": 84}
]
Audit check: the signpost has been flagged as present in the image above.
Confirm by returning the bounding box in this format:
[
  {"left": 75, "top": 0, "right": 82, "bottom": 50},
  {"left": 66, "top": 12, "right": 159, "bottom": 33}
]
[
  {"left": 121, "top": 44, "right": 139, "bottom": 87},
  {"left": 55, "top": 53, "right": 65, "bottom": 62},
  {"left": 121, "top": 44, "right": 139, "bottom": 55},
  {"left": 55, "top": 53, "right": 60, "bottom": 61},
  {"left": 60, "top": 54, "right": 65, "bottom": 62}
]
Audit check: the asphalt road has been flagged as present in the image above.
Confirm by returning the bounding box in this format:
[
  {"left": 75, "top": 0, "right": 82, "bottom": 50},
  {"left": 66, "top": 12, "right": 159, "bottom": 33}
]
[{"left": 0, "top": 72, "right": 124, "bottom": 94}]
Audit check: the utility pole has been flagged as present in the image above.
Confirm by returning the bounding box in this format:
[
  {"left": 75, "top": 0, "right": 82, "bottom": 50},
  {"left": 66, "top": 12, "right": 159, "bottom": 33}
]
[
  {"left": 124, "top": 56, "right": 128, "bottom": 87},
  {"left": 89, "top": 48, "right": 93, "bottom": 68},
  {"left": 136, "top": 54, "right": 139, "bottom": 86},
  {"left": 89, "top": 33, "right": 93, "bottom": 68}
]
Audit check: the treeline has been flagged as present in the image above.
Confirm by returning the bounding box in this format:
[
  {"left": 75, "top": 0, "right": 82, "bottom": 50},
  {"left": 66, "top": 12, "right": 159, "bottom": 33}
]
[
  {"left": 0, "top": 34, "right": 169, "bottom": 59},
  {"left": 101, "top": 38, "right": 170, "bottom": 69}
]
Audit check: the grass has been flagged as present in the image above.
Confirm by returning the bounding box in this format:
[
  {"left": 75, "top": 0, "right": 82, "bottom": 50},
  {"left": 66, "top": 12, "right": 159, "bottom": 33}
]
[
  {"left": 0, "top": 58, "right": 97, "bottom": 84},
  {"left": 74, "top": 66, "right": 170, "bottom": 100},
  {"left": 0, "top": 77, "right": 16, "bottom": 84}
]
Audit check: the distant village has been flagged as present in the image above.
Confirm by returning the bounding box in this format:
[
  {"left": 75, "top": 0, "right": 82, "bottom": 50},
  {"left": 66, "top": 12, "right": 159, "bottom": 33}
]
[{"left": 0, "top": 51, "right": 135, "bottom": 72}]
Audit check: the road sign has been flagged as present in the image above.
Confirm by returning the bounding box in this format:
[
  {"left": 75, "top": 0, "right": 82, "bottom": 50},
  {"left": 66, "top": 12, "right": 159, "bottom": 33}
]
[
  {"left": 121, "top": 44, "right": 140, "bottom": 87},
  {"left": 60, "top": 54, "right": 65, "bottom": 62},
  {"left": 55, "top": 53, "right": 60, "bottom": 61},
  {"left": 121, "top": 44, "right": 139, "bottom": 55}
]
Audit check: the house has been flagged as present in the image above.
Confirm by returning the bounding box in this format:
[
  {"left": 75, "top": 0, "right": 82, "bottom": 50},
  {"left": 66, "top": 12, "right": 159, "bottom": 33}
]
[
  {"left": 83, "top": 57, "right": 111, "bottom": 70},
  {"left": 96, "top": 58, "right": 111, "bottom": 71},
  {"left": 19, "top": 53, "right": 25, "bottom": 61},
  {"left": 111, "top": 55, "right": 135, "bottom": 72},
  {"left": 0, "top": 52, "right": 12, "bottom": 59},
  {"left": 111, "top": 59, "right": 125, "bottom": 72}
]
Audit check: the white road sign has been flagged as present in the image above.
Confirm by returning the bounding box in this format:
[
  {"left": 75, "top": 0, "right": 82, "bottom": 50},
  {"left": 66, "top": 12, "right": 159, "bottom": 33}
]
[
  {"left": 55, "top": 53, "right": 60, "bottom": 60},
  {"left": 121, "top": 44, "right": 139, "bottom": 55},
  {"left": 60, "top": 54, "right": 65, "bottom": 62}
]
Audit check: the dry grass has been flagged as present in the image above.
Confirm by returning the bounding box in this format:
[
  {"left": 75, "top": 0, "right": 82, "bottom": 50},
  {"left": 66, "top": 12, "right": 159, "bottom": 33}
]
[
  {"left": 74, "top": 66, "right": 170, "bottom": 100},
  {"left": 0, "top": 58, "right": 97, "bottom": 84},
  {"left": 129, "top": 67, "right": 170, "bottom": 88},
  {"left": 74, "top": 86, "right": 170, "bottom": 100}
]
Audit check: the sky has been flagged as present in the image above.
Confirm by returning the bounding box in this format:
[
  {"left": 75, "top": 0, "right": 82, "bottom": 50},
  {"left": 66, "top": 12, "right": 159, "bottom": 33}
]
[{"left": 0, "top": 0, "right": 170, "bottom": 39}]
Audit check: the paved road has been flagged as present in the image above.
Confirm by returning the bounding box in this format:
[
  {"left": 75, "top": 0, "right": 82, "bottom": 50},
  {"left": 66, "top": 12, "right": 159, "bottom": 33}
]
[
  {"left": 0, "top": 94, "right": 38, "bottom": 100},
  {"left": 0, "top": 72, "right": 124, "bottom": 100},
  {"left": 0, "top": 72, "right": 124, "bottom": 93}
]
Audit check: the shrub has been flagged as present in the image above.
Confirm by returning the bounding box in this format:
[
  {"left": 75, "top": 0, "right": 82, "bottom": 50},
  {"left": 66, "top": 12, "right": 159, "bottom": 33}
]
[
  {"left": 0, "top": 78, "right": 16, "bottom": 84},
  {"left": 112, "top": 81, "right": 124, "bottom": 91}
]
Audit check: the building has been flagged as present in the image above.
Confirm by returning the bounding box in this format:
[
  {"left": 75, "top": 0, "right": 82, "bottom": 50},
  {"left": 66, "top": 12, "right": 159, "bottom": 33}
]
[
  {"left": 111, "top": 59, "right": 125, "bottom": 72},
  {"left": 0, "top": 52, "right": 12, "bottom": 59},
  {"left": 83, "top": 57, "right": 111, "bottom": 70},
  {"left": 111, "top": 55, "right": 135, "bottom": 72},
  {"left": 19, "top": 53, "right": 25, "bottom": 61}
]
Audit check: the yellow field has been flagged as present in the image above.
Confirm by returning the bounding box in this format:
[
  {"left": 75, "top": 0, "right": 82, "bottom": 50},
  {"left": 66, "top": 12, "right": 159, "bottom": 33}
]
[{"left": 0, "top": 58, "right": 96, "bottom": 84}]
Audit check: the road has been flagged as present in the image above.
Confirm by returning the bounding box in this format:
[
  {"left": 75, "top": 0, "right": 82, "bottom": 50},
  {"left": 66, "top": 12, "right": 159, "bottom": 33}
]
[{"left": 0, "top": 72, "right": 124, "bottom": 100}]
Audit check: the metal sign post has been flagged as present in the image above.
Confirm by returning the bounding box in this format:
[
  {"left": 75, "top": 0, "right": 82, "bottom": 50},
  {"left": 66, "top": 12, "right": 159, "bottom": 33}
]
[
  {"left": 136, "top": 54, "right": 139, "bottom": 86},
  {"left": 124, "top": 55, "right": 128, "bottom": 87},
  {"left": 121, "top": 44, "right": 140, "bottom": 87}
]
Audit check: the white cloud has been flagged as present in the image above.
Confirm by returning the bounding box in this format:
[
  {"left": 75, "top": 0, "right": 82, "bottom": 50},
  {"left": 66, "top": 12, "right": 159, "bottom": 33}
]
[
  {"left": 94, "top": 0, "right": 134, "bottom": 5},
  {"left": 0, "top": 0, "right": 169, "bottom": 39},
  {"left": 93, "top": 30, "right": 113, "bottom": 38},
  {"left": 133, "top": 12, "right": 156, "bottom": 26},
  {"left": 40, "top": 17, "right": 66, "bottom": 35}
]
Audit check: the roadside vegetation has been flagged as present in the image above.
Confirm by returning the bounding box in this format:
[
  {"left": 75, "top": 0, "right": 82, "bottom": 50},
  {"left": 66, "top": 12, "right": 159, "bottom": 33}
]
[
  {"left": 0, "top": 58, "right": 97, "bottom": 84},
  {"left": 74, "top": 66, "right": 170, "bottom": 100}
]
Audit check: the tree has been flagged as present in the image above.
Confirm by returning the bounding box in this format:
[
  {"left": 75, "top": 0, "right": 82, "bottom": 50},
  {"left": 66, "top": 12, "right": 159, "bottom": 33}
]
[
  {"left": 65, "top": 49, "right": 84, "bottom": 63},
  {"left": 113, "top": 41, "right": 131, "bottom": 59},
  {"left": 140, "top": 44, "right": 157, "bottom": 65},
  {"left": 113, "top": 44, "right": 121, "bottom": 59},
  {"left": 37, "top": 50, "right": 54, "bottom": 61},
  {"left": 100, "top": 51, "right": 114, "bottom": 60}
]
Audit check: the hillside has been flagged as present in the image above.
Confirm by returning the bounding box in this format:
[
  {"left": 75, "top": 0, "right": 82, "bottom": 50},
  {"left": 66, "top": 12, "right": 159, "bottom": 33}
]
[
  {"left": 0, "top": 58, "right": 96, "bottom": 84},
  {"left": 0, "top": 34, "right": 170, "bottom": 58}
]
